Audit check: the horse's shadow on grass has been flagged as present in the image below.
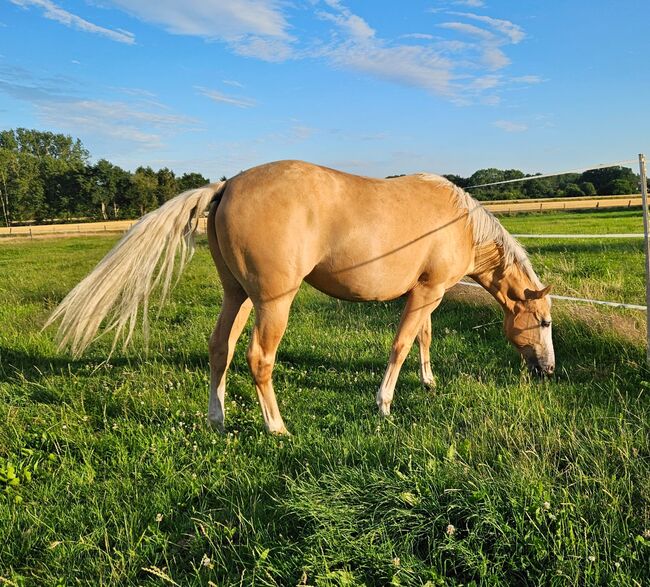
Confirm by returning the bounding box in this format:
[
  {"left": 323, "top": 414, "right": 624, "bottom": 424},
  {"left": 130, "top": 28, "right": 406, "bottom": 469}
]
[
  {"left": 0, "top": 346, "right": 133, "bottom": 383},
  {"left": 2, "top": 297, "right": 647, "bottom": 409}
]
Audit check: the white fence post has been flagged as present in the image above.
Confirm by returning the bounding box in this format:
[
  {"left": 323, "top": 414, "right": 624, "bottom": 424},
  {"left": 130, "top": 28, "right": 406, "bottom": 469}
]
[{"left": 639, "top": 153, "right": 650, "bottom": 363}]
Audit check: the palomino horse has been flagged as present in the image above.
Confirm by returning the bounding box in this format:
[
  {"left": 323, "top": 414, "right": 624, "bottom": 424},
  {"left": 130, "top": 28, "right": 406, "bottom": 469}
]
[{"left": 46, "top": 160, "right": 555, "bottom": 434}]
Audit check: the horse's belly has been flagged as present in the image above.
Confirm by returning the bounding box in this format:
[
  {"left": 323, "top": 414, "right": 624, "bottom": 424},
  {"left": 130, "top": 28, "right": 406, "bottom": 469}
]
[{"left": 305, "top": 260, "right": 418, "bottom": 302}]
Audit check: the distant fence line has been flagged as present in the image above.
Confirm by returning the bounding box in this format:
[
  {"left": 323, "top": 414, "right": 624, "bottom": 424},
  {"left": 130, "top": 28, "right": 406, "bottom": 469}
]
[{"left": 0, "top": 194, "right": 643, "bottom": 239}]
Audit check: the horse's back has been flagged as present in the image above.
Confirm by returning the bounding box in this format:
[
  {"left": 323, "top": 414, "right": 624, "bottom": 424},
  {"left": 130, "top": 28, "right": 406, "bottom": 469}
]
[{"left": 213, "top": 161, "right": 475, "bottom": 302}]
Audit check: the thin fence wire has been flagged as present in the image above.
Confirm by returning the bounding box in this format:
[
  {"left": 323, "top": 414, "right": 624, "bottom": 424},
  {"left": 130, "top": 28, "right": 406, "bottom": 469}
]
[{"left": 466, "top": 158, "right": 638, "bottom": 189}]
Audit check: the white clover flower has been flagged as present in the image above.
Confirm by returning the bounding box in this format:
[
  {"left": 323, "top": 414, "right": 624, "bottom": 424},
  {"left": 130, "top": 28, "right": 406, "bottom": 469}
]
[
  {"left": 446, "top": 524, "right": 456, "bottom": 536},
  {"left": 155, "top": 513, "right": 163, "bottom": 523}
]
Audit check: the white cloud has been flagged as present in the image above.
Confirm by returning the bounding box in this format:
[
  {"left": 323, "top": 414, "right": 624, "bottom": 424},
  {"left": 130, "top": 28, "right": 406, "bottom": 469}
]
[
  {"left": 195, "top": 86, "right": 257, "bottom": 108},
  {"left": 316, "top": 2, "right": 453, "bottom": 96},
  {"left": 453, "top": 12, "right": 525, "bottom": 44},
  {"left": 223, "top": 79, "right": 245, "bottom": 88},
  {"left": 401, "top": 33, "right": 435, "bottom": 40},
  {"left": 481, "top": 46, "right": 510, "bottom": 69},
  {"left": 314, "top": 2, "right": 531, "bottom": 102},
  {"left": 493, "top": 120, "right": 527, "bottom": 132},
  {"left": 229, "top": 35, "right": 294, "bottom": 62},
  {"left": 512, "top": 75, "right": 543, "bottom": 84},
  {"left": 471, "top": 75, "right": 500, "bottom": 90},
  {"left": 317, "top": 2, "right": 375, "bottom": 40},
  {"left": 107, "top": 0, "right": 293, "bottom": 59},
  {"left": 109, "top": 0, "right": 288, "bottom": 37},
  {"left": 439, "top": 22, "right": 495, "bottom": 41},
  {"left": 37, "top": 99, "right": 200, "bottom": 148},
  {"left": 324, "top": 41, "right": 453, "bottom": 96},
  {"left": 51, "top": 0, "right": 532, "bottom": 105},
  {"left": 10, "top": 0, "right": 135, "bottom": 44},
  {"left": 436, "top": 10, "right": 526, "bottom": 77},
  {"left": 0, "top": 64, "right": 198, "bottom": 151}
]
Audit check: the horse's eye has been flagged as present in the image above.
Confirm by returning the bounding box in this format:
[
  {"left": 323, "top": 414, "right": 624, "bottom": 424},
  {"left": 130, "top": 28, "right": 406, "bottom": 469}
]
[{"left": 540, "top": 319, "right": 551, "bottom": 328}]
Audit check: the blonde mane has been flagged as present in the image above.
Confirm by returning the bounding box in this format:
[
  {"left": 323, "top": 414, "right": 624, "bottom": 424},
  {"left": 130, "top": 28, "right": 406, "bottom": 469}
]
[{"left": 417, "top": 174, "right": 542, "bottom": 288}]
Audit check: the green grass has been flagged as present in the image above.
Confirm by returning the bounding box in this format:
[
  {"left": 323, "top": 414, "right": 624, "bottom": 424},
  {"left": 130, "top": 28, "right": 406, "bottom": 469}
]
[
  {"left": 499, "top": 209, "right": 644, "bottom": 235},
  {"left": 1, "top": 211, "right": 649, "bottom": 585}
]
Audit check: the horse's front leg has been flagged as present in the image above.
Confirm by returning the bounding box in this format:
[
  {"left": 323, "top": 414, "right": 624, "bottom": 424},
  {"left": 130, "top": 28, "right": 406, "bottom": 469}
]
[
  {"left": 377, "top": 286, "right": 444, "bottom": 416},
  {"left": 417, "top": 314, "right": 436, "bottom": 390}
]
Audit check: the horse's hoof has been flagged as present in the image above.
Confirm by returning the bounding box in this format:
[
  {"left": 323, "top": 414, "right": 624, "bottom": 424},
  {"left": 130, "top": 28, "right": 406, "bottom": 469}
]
[
  {"left": 207, "top": 418, "right": 226, "bottom": 434},
  {"left": 378, "top": 402, "right": 391, "bottom": 417},
  {"left": 269, "top": 427, "right": 291, "bottom": 436},
  {"left": 423, "top": 377, "right": 437, "bottom": 391}
]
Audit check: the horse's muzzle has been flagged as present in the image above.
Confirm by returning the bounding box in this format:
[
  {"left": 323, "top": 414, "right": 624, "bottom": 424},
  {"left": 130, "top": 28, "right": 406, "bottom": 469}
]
[{"left": 528, "top": 359, "right": 555, "bottom": 378}]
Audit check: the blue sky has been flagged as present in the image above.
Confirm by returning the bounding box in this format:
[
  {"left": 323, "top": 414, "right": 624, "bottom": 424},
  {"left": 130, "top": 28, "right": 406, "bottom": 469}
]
[{"left": 1, "top": 0, "right": 648, "bottom": 180}]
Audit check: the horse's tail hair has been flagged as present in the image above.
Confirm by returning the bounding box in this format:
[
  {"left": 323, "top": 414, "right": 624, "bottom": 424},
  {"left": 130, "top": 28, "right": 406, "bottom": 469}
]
[{"left": 44, "top": 182, "right": 226, "bottom": 357}]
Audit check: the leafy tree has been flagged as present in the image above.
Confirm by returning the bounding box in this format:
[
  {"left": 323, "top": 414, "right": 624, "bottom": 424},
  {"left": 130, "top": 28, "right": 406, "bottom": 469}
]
[
  {"left": 580, "top": 166, "right": 638, "bottom": 195},
  {"left": 40, "top": 156, "right": 86, "bottom": 220},
  {"left": 156, "top": 168, "right": 177, "bottom": 204},
  {"left": 1, "top": 128, "right": 88, "bottom": 166},
  {"left": 0, "top": 128, "right": 216, "bottom": 224},
  {"left": 564, "top": 183, "right": 584, "bottom": 197},
  {"left": 580, "top": 182, "right": 597, "bottom": 196},
  {"left": 177, "top": 172, "right": 210, "bottom": 192},
  {"left": 82, "top": 159, "right": 130, "bottom": 220},
  {"left": 522, "top": 177, "right": 553, "bottom": 199},
  {"left": 129, "top": 167, "right": 158, "bottom": 216},
  {"left": 606, "top": 178, "right": 635, "bottom": 195},
  {"left": 0, "top": 149, "right": 45, "bottom": 223}
]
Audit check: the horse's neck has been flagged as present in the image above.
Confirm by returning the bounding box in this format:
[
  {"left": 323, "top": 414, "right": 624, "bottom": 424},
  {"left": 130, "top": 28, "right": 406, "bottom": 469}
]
[{"left": 469, "top": 242, "right": 531, "bottom": 310}]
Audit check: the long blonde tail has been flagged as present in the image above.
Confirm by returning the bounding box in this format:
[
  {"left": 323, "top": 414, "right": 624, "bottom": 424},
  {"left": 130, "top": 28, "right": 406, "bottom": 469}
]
[{"left": 45, "top": 182, "right": 226, "bottom": 356}]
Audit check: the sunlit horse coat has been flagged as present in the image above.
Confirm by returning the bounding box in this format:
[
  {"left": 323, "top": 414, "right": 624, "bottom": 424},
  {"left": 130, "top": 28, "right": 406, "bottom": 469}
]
[{"left": 47, "top": 160, "right": 554, "bottom": 434}]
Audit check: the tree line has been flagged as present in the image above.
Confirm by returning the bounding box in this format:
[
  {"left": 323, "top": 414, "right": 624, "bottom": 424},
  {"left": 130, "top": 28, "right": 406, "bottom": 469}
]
[
  {"left": 0, "top": 128, "right": 211, "bottom": 226},
  {"left": 442, "top": 165, "right": 642, "bottom": 201},
  {"left": 0, "top": 128, "right": 645, "bottom": 226}
]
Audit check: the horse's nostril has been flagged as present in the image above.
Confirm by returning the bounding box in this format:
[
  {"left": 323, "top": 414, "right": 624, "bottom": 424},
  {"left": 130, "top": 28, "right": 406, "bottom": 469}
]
[{"left": 547, "top": 365, "right": 555, "bottom": 374}]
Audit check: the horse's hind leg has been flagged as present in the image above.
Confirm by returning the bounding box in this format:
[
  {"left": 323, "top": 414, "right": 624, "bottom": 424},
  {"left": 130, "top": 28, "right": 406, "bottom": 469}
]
[
  {"left": 208, "top": 289, "right": 252, "bottom": 431},
  {"left": 377, "top": 286, "right": 444, "bottom": 416},
  {"left": 246, "top": 297, "right": 295, "bottom": 435},
  {"left": 417, "top": 314, "right": 436, "bottom": 389}
]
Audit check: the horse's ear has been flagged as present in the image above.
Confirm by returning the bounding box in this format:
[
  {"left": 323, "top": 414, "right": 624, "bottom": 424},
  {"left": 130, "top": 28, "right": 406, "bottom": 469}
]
[{"left": 525, "top": 285, "right": 552, "bottom": 300}]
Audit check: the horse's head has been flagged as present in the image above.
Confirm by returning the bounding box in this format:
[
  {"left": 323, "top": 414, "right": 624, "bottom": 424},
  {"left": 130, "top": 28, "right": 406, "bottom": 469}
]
[{"left": 503, "top": 285, "right": 555, "bottom": 377}]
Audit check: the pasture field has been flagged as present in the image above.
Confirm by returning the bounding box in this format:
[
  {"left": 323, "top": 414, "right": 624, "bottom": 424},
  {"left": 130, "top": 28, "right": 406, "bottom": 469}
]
[
  {"left": 1, "top": 209, "right": 649, "bottom": 585},
  {"left": 500, "top": 209, "right": 644, "bottom": 237}
]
